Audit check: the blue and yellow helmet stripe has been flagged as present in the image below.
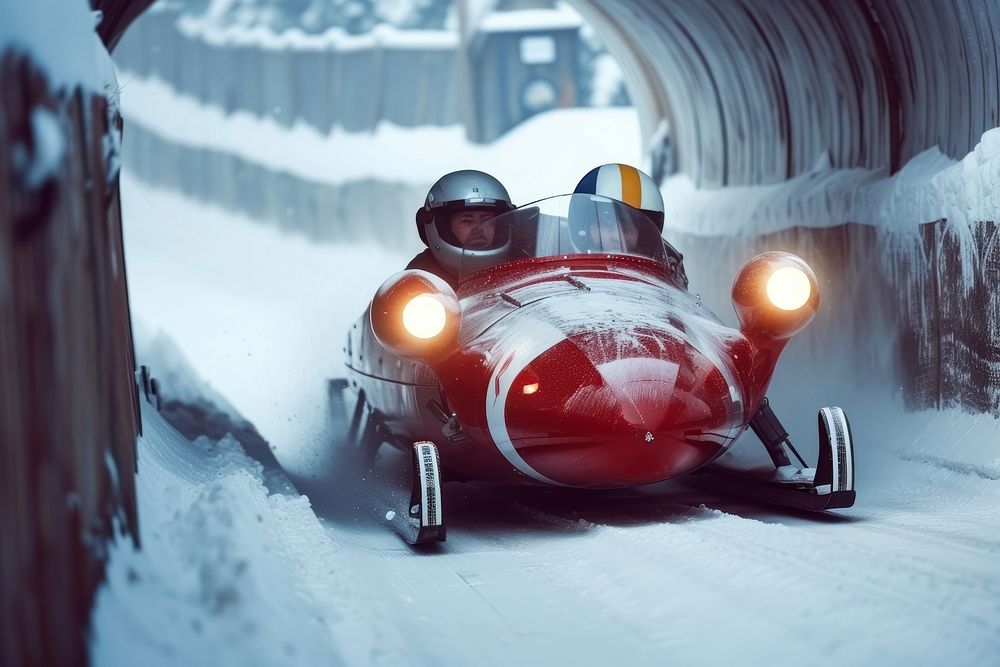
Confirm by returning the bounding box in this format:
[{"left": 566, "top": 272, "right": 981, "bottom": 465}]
[{"left": 574, "top": 163, "right": 665, "bottom": 231}]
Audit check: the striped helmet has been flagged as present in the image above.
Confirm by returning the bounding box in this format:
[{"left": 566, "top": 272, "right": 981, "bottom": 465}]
[{"left": 574, "top": 163, "right": 665, "bottom": 231}]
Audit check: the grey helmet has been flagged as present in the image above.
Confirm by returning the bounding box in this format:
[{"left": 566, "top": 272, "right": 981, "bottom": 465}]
[{"left": 415, "top": 170, "right": 514, "bottom": 277}]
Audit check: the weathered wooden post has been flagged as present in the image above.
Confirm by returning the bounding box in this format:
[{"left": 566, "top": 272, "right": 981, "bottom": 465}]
[{"left": 1, "top": 2, "right": 154, "bottom": 664}]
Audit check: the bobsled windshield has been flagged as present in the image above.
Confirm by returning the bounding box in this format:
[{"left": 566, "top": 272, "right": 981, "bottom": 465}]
[{"left": 457, "top": 194, "right": 666, "bottom": 283}]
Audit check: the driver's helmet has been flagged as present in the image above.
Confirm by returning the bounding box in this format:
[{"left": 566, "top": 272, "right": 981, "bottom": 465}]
[
  {"left": 573, "top": 163, "right": 665, "bottom": 232},
  {"left": 415, "top": 170, "right": 514, "bottom": 276}
]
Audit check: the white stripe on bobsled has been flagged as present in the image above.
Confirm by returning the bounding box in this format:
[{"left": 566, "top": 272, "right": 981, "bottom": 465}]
[{"left": 485, "top": 320, "right": 569, "bottom": 486}]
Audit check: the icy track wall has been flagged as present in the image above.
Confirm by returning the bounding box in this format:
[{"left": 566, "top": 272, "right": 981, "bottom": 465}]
[
  {"left": 569, "top": 0, "right": 1000, "bottom": 417},
  {"left": 0, "top": 4, "right": 141, "bottom": 666}
]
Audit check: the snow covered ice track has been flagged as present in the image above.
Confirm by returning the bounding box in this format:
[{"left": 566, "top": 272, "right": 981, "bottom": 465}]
[
  {"left": 95, "top": 398, "right": 1000, "bottom": 665},
  {"left": 303, "top": 403, "right": 1000, "bottom": 665}
]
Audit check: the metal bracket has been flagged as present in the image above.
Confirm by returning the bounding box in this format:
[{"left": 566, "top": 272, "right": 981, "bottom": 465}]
[
  {"left": 427, "top": 399, "right": 467, "bottom": 442},
  {"left": 750, "top": 397, "right": 805, "bottom": 468}
]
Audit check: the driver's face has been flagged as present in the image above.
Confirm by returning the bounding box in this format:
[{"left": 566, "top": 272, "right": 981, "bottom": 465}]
[{"left": 450, "top": 210, "right": 496, "bottom": 249}]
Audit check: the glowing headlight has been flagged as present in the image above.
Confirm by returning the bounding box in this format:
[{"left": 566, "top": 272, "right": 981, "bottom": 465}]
[
  {"left": 766, "top": 267, "right": 811, "bottom": 311},
  {"left": 402, "top": 294, "right": 447, "bottom": 339}
]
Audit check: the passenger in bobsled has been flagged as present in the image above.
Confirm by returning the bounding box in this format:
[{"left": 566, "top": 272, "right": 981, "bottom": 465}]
[
  {"left": 407, "top": 170, "right": 516, "bottom": 287},
  {"left": 572, "top": 163, "right": 689, "bottom": 289}
]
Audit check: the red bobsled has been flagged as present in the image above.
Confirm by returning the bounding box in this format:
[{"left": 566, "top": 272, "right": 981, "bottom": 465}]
[{"left": 333, "top": 194, "right": 855, "bottom": 544}]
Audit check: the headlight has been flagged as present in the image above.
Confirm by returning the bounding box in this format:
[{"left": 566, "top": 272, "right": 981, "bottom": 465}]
[
  {"left": 402, "top": 294, "right": 447, "bottom": 339},
  {"left": 766, "top": 266, "right": 811, "bottom": 311},
  {"left": 732, "top": 252, "right": 819, "bottom": 341},
  {"left": 371, "top": 270, "right": 461, "bottom": 361}
]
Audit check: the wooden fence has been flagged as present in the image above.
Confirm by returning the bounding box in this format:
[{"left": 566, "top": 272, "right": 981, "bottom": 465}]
[
  {"left": 121, "top": 120, "right": 426, "bottom": 250},
  {"left": 115, "top": 6, "right": 461, "bottom": 133}
]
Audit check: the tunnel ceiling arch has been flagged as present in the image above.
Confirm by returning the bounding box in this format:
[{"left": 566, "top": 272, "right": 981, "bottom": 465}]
[
  {"left": 569, "top": 0, "right": 998, "bottom": 188},
  {"left": 101, "top": 0, "right": 999, "bottom": 189}
]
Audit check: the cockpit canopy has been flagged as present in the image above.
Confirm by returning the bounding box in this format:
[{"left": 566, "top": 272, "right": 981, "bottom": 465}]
[{"left": 457, "top": 194, "right": 668, "bottom": 283}]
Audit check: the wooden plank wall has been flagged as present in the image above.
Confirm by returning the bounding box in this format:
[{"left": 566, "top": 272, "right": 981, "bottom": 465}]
[
  {"left": 114, "top": 6, "right": 461, "bottom": 133},
  {"left": 0, "top": 51, "right": 139, "bottom": 667},
  {"left": 905, "top": 220, "right": 1000, "bottom": 414},
  {"left": 674, "top": 219, "right": 1000, "bottom": 418}
]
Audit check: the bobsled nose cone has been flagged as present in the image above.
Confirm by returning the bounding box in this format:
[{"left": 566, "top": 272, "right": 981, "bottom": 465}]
[
  {"left": 595, "top": 357, "right": 679, "bottom": 431},
  {"left": 498, "top": 333, "right": 730, "bottom": 488}
]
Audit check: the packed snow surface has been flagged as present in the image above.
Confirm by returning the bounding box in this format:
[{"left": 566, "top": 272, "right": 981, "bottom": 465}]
[
  {"left": 118, "top": 174, "right": 409, "bottom": 456},
  {"left": 95, "top": 176, "right": 1000, "bottom": 665}
]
